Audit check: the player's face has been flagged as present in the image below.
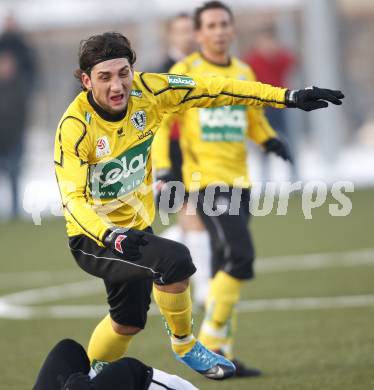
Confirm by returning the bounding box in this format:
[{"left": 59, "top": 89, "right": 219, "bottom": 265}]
[
  {"left": 170, "top": 17, "right": 195, "bottom": 56},
  {"left": 196, "top": 9, "right": 234, "bottom": 55},
  {"left": 82, "top": 58, "right": 134, "bottom": 114}
]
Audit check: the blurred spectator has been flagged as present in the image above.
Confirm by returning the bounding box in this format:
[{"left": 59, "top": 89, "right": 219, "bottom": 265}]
[
  {"left": 0, "top": 14, "right": 37, "bottom": 89},
  {"left": 156, "top": 14, "right": 195, "bottom": 202},
  {"left": 243, "top": 26, "right": 295, "bottom": 135},
  {"left": 243, "top": 26, "right": 297, "bottom": 180},
  {"left": 157, "top": 13, "right": 195, "bottom": 73},
  {"left": 0, "top": 15, "right": 37, "bottom": 218}
]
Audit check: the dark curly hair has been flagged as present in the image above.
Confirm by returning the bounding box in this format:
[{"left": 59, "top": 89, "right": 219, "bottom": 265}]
[
  {"left": 75, "top": 32, "right": 136, "bottom": 89},
  {"left": 194, "top": 1, "right": 233, "bottom": 30}
]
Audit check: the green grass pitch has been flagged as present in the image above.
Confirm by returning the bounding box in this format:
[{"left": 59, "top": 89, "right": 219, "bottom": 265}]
[{"left": 0, "top": 188, "right": 373, "bottom": 389}]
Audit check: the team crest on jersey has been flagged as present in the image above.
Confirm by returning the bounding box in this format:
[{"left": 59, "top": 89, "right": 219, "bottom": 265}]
[
  {"left": 131, "top": 110, "right": 147, "bottom": 131},
  {"left": 96, "top": 136, "right": 111, "bottom": 158}
]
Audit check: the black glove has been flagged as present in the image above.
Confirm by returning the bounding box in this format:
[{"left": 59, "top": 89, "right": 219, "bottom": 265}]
[
  {"left": 155, "top": 168, "right": 174, "bottom": 187},
  {"left": 103, "top": 227, "right": 148, "bottom": 261},
  {"left": 263, "top": 137, "right": 293, "bottom": 163},
  {"left": 61, "top": 372, "right": 94, "bottom": 390},
  {"left": 154, "top": 168, "right": 175, "bottom": 210},
  {"left": 285, "top": 87, "right": 344, "bottom": 111}
]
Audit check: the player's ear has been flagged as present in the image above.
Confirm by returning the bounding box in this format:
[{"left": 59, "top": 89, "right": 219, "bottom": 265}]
[
  {"left": 228, "top": 22, "right": 235, "bottom": 40},
  {"left": 195, "top": 30, "right": 203, "bottom": 46},
  {"left": 81, "top": 72, "right": 92, "bottom": 90},
  {"left": 193, "top": 29, "right": 200, "bottom": 45}
]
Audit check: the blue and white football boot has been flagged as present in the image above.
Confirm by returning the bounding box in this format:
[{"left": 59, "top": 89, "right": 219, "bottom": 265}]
[{"left": 175, "top": 340, "right": 236, "bottom": 380}]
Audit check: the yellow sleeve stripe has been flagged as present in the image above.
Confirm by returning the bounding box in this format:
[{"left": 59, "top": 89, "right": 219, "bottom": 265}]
[
  {"left": 54, "top": 116, "right": 89, "bottom": 167},
  {"left": 139, "top": 72, "right": 153, "bottom": 93},
  {"left": 181, "top": 91, "right": 285, "bottom": 105},
  {"left": 140, "top": 72, "right": 193, "bottom": 97},
  {"left": 65, "top": 202, "right": 102, "bottom": 242},
  {"left": 139, "top": 72, "right": 286, "bottom": 106},
  {"left": 54, "top": 128, "right": 64, "bottom": 167},
  {"left": 54, "top": 172, "right": 102, "bottom": 243},
  {"left": 154, "top": 86, "right": 191, "bottom": 96}
]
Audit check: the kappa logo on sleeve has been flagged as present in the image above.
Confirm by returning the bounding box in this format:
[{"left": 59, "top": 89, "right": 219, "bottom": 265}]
[
  {"left": 96, "top": 136, "right": 111, "bottom": 158},
  {"left": 91, "top": 360, "right": 110, "bottom": 377},
  {"left": 167, "top": 75, "right": 196, "bottom": 88},
  {"left": 130, "top": 89, "right": 143, "bottom": 98}
]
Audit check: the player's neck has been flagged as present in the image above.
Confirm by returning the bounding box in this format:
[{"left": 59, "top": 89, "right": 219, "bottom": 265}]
[
  {"left": 87, "top": 91, "right": 127, "bottom": 122},
  {"left": 200, "top": 49, "right": 231, "bottom": 67}
]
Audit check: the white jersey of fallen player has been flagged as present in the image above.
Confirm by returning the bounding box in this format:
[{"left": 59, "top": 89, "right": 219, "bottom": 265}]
[
  {"left": 149, "top": 368, "right": 199, "bottom": 390},
  {"left": 89, "top": 362, "right": 198, "bottom": 389}
]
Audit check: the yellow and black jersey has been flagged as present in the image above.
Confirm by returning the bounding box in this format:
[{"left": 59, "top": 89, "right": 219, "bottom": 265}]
[
  {"left": 152, "top": 52, "right": 278, "bottom": 191},
  {"left": 54, "top": 71, "right": 286, "bottom": 245}
]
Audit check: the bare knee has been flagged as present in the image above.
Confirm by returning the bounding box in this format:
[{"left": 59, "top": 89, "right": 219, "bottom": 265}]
[
  {"left": 155, "top": 278, "right": 190, "bottom": 293},
  {"left": 179, "top": 208, "right": 205, "bottom": 231},
  {"left": 111, "top": 319, "right": 142, "bottom": 336}
]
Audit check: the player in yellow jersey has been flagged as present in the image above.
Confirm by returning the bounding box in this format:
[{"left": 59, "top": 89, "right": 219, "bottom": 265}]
[
  {"left": 54, "top": 31, "right": 343, "bottom": 381},
  {"left": 152, "top": 1, "right": 342, "bottom": 378},
  {"left": 154, "top": 3, "right": 294, "bottom": 313}
]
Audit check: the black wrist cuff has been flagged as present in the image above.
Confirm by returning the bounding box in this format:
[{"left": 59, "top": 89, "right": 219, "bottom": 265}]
[
  {"left": 285, "top": 89, "right": 297, "bottom": 107},
  {"left": 102, "top": 229, "right": 113, "bottom": 244}
]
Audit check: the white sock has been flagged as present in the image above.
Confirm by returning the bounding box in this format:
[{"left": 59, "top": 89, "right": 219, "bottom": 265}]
[
  {"left": 160, "top": 224, "right": 184, "bottom": 244},
  {"left": 184, "top": 230, "right": 211, "bottom": 306},
  {"left": 149, "top": 368, "right": 198, "bottom": 390}
]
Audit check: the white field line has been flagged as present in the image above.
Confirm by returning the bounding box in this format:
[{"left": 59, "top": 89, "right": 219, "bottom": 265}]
[
  {"left": 236, "top": 295, "right": 374, "bottom": 312},
  {"left": 0, "top": 248, "right": 374, "bottom": 319},
  {"left": 256, "top": 247, "right": 374, "bottom": 273},
  {"left": 3, "top": 247, "right": 374, "bottom": 304},
  {"left": 1, "top": 247, "right": 373, "bottom": 286},
  {"left": 1, "top": 295, "right": 374, "bottom": 320},
  {"left": 0, "top": 270, "right": 86, "bottom": 289},
  {"left": 2, "top": 279, "right": 102, "bottom": 305}
]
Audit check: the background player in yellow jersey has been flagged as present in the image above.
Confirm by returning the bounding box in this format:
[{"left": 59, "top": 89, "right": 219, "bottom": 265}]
[
  {"left": 152, "top": 1, "right": 312, "bottom": 377},
  {"left": 54, "top": 31, "right": 343, "bottom": 381},
  {"left": 156, "top": 3, "right": 294, "bottom": 312}
]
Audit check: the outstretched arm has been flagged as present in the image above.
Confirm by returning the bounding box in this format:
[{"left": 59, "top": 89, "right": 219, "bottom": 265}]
[{"left": 140, "top": 72, "right": 344, "bottom": 114}]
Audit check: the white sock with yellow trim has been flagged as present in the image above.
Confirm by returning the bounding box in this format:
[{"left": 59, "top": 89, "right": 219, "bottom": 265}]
[
  {"left": 198, "top": 271, "right": 242, "bottom": 359},
  {"left": 184, "top": 230, "right": 211, "bottom": 306}
]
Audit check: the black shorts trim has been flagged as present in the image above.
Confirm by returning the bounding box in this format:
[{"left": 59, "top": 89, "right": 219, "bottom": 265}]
[
  {"left": 68, "top": 230, "right": 195, "bottom": 327},
  {"left": 69, "top": 246, "right": 159, "bottom": 277}
]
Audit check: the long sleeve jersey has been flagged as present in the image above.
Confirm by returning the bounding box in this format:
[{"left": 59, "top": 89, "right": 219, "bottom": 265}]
[
  {"left": 152, "top": 52, "right": 278, "bottom": 192},
  {"left": 54, "top": 71, "right": 286, "bottom": 245}
]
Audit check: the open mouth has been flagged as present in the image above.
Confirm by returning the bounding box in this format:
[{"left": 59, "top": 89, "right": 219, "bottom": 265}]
[{"left": 110, "top": 94, "right": 124, "bottom": 104}]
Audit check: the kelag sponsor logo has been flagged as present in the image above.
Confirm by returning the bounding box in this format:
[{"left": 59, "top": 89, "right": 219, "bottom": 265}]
[
  {"left": 130, "top": 89, "right": 143, "bottom": 98},
  {"left": 89, "top": 136, "right": 153, "bottom": 199},
  {"left": 199, "top": 105, "right": 247, "bottom": 142},
  {"left": 167, "top": 75, "right": 196, "bottom": 87}
]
